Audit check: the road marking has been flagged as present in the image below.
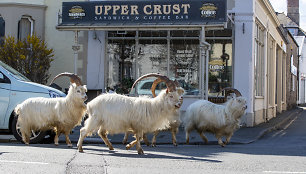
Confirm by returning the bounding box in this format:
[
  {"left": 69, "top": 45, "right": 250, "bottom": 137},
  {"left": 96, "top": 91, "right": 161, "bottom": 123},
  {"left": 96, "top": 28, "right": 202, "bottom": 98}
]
[
  {"left": 263, "top": 171, "right": 306, "bottom": 174},
  {"left": 0, "top": 160, "right": 48, "bottom": 165}
]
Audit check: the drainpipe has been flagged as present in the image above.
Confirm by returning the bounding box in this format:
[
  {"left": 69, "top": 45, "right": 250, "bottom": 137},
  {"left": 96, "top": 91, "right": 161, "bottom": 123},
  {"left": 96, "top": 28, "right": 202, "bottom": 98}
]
[{"left": 72, "top": 30, "right": 80, "bottom": 74}]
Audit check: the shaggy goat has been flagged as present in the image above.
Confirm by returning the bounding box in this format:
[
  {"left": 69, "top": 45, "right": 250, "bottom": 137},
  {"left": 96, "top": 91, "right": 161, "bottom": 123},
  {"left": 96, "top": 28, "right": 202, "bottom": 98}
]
[
  {"left": 183, "top": 94, "right": 247, "bottom": 147},
  {"left": 15, "top": 73, "right": 87, "bottom": 146},
  {"left": 77, "top": 73, "right": 183, "bottom": 154},
  {"left": 122, "top": 85, "right": 184, "bottom": 147}
]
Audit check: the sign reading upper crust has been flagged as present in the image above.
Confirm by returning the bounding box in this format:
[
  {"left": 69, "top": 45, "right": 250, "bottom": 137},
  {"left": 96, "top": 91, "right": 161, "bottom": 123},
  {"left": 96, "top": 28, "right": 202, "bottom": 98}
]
[{"left": 61, "top": 0, "right": 227, "bottom": 25}]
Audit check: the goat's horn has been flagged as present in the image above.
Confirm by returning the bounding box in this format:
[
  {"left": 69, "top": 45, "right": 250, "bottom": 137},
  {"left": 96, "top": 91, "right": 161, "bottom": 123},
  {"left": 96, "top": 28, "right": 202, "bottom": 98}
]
[
  {"left": 49, "top": 72, "right": 82, "bottom": 86},
  {"left": 130, "top": 73, "right": 176, "bottom": 94},
  {"left": 151, "top": 78, "right": 163, "bottom": 97},
  {"left": 218, "top": 87, "right": 242, "bottom": 98},
  {"left": 151, "top": 78, "right": 181, "bottom": 97}
]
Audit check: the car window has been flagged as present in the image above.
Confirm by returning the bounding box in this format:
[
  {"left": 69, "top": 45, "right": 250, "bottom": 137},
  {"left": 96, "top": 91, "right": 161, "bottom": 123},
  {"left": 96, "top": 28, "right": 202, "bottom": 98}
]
[
  {"left": 158, "top": 82, "right": 166, "bottom": 90},
  {"left": 0, "top": 60, "right": 31, "bottom": 82},
  {"left": 140, "top": 82, "right": 153, "bottom": 90}
]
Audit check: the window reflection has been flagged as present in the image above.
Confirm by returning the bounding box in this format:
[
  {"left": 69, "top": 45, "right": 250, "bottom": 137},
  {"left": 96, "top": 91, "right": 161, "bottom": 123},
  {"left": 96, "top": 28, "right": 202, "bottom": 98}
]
[
  {"left": 107, "top": 39, "right": 135, "bottom": 94},
  {"left": 207, "top": 40, "right": 232, "bottom": 96},
  {"left": 170, "top": 39, "right": 200, "bottom": 95},
  {"left": 138, "top": 39, "right": 167, "bottom": 76},
  {"left": 105, "top": 30, "right": 233, "bottom": 97}
]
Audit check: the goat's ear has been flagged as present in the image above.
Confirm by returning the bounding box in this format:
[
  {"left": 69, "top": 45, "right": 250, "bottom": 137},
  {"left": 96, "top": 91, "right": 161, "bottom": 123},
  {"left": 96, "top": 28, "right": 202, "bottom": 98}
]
[
  {"left": 177, "top": 88, "right": 185, "bottom": 95},
  {"left": 166, "top": 88, "right": 169, "bottom": 94},
  {"left": 83, "top": 85, "right": 87, "bottom": 91},
  {"left": 71, "top": 83, "right": 77, "bottom": 88}
]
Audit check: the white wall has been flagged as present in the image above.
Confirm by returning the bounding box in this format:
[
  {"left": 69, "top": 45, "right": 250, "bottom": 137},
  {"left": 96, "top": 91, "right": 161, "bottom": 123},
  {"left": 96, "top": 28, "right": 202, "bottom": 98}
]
[
  {"left": 45, "top": 0, "right": 86, "bottom": 89},
  {"left": 298, "top": 37, "right": 306, "bottom": 104},
  {"left": 87, "top": 31, "right": 105, "bottom": 90},
  {"left": 233, "top": 0, "right": 255, "bottom": 126},
  {"left": 0, "top": 0, "right": 44, "bottom": 5}
]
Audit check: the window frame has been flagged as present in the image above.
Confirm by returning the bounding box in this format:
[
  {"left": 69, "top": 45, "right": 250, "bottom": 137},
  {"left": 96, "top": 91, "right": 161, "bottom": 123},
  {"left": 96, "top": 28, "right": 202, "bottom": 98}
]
[
  {"left": 254, "top": 21, "right": 265, "bottom": 97},
  {"left": 18, "top": 16, "right": 34, "bottom": 40}
]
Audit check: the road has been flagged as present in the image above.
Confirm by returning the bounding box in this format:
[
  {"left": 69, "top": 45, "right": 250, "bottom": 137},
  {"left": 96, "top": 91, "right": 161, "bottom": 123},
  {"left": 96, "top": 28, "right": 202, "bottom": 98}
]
[{"left": 0, "top": 111, "right": 306, "bottom": 174}]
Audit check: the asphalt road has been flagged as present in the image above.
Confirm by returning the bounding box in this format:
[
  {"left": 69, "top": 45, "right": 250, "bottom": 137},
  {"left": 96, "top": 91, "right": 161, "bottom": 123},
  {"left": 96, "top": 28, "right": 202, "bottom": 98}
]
[{"left": 0, "top": 110, "right": 306, "bottom": 174}]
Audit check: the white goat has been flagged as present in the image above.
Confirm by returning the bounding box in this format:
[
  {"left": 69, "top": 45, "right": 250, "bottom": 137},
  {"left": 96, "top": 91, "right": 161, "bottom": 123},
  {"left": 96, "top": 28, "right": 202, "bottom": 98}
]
[
  {"left": 15, "top": 73, "right": 87, "bottom": 146},
  {"left": 183, "top": 95, "right": 247, "bottom": 147},
  {"left": 122, "top": 88, "right": 184, "bottom": 147},
  {"left": 77, "top": 73, "right": 183, "bottom": 154}
]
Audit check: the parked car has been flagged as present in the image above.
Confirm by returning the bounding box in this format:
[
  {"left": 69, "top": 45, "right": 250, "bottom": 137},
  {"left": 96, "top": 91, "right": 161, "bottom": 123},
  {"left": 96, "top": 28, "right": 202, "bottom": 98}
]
[
  {"left": 129, "top": 78, "right": 199, "bottom": 96},
  {"left": 0, "top": 60, "right": 66, "bottom": 143}
]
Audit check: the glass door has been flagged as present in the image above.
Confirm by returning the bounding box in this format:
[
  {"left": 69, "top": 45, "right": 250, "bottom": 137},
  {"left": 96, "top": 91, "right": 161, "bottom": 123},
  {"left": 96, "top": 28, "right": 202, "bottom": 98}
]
[{"left": 106, "top": 31, "right": 136, "bottom": 94}]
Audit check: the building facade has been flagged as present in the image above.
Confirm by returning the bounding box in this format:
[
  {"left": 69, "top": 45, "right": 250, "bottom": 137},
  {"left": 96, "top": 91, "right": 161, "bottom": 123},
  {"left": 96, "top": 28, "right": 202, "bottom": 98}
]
[
  {"left": 0, "top": 0, "right": 294, "bottom": 127},
  {"left": 277, "top": 0, "right": 306, "bottom": 105},
  {"left": 285, "top": 30, "right": 299, "bottom": 109},
  {"left": 0, "top": 0, "right": 46, "bottom": 41}
]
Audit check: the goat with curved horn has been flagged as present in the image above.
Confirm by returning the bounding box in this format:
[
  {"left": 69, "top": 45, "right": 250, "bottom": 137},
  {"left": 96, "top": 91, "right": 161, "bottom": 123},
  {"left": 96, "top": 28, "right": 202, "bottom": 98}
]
[
  {"left": 131, "top": 73, "right": 177, "bottom": 94},
  {"left": 50, "top": 72, "right": 82, "bottom": 86},
  {"left": 151, "top": 78, "right": 180, "bottom": 98},
  {"left": 16, "top": 72, "right": 87, "bottom": 147},
  {"left": 122, "top": 75, "right": 184, "bottom": 147},
  {"left": 218, "top": 87, "right": 242, "bottom": 98}
]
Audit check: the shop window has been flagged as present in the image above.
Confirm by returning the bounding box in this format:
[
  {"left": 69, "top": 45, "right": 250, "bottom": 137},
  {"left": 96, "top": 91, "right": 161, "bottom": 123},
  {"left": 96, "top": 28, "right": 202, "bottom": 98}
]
[
  {"left": 18, "top": 16, "right": 34, "bottom": 40},
  {"left": 106, "top": 30, "right": 201, "bottom": 96},
  {"left": 207, "top": 39, "right": 232, "bottom": 96},
  {"left": 106, "top": 39, "right": 136, "bottom": 94},
  {"left": 138, "top": 39, "right": 167, "bottom": 75},
  {"left": 108, "top": 31, "right": 136, "bottom": 38},
  {"left": 206, "top": 29, "right": 232, "bottom": 37},
  {"left": 254, "top": 22, "right": 265, "bottom": 97},
  {"left": 0, "top": 16, "right": 4, "bottom": 45},
  {"left": 170, "top": 39, "right": 200, "bottom": 95},
  {"left": 139, "top": 31, "right": 167, "bottom": 37},
  {"left": 170, "top": 30, "right": 199, "bottom": 37}
]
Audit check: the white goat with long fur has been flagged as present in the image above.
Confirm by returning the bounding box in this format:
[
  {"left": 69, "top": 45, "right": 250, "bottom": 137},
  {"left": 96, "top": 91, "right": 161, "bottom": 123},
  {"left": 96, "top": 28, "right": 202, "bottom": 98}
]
[
  {"left": 77, "top": 73, "right": 183, "bottom": 155},
  {"left": 183, "top": 94, "right": 247, "bottom": 147},
  {"left": 122, "top": 87, "right": 184, "bottom": 147},
  {"left": 15, "top": 73, "right": 87, "bottom": 146}
]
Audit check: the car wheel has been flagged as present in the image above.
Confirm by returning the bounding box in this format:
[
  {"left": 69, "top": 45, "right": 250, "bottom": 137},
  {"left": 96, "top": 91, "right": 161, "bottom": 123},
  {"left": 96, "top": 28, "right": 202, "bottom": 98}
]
[{"left": 11, "top": 115, "right": 47, "bottom": 144}]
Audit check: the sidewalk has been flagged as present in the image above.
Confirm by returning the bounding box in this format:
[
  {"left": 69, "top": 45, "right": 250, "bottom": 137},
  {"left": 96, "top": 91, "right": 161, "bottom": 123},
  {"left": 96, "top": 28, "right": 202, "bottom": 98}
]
[{"left": 0, "top": 107, "right": 304, "bottom": 145}]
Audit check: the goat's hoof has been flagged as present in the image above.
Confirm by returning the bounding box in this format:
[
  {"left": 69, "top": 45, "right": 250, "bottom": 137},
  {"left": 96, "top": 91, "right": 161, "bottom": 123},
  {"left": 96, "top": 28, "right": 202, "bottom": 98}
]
[
  {"left": 173, "top": 143, "right": 178, "bottom": 147},
  {"left": 137, "top": 149, "right": 144, "bottom": 155},
  {"left": 220, "top": 144, "right": 225, "bottom": 147},
  {"left": 55, "top": 143, "right": 59, "bottom": 146},
  {"left": 78, "top": 147, "right": 84, "bottom": 153},
  {"left": 67, "top": 144, "right": 73, "bottom": 148},
  {"left": 151, "top": 143, "right": 156, "bottom": 147},
  {"left": 109, "top": 146, "right": 114, "bottom": 150},
  {"left": 126, "top": 144, "right": 132, "bottom": 150},
  {"left": 122, "top": 141, "right": 127, "bottom": 145}
]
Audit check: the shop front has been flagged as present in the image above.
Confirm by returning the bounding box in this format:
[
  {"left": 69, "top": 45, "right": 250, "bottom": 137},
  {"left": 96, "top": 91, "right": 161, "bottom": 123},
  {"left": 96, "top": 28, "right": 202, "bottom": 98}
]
[{"left": 57, "top": 0, "right": 229, "bottom": 109}]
